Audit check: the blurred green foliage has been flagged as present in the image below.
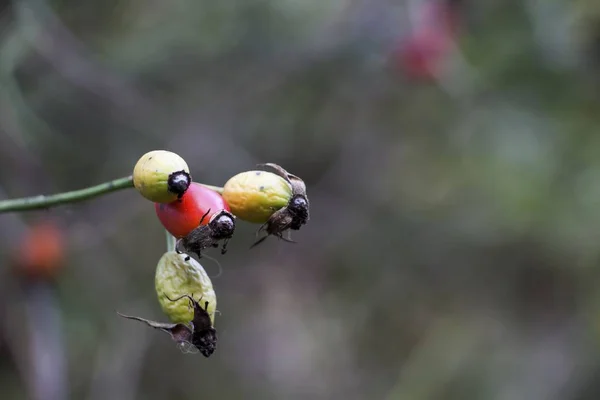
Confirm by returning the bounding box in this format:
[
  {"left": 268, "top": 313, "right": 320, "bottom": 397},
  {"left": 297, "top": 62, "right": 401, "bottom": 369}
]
[{"left": 2, "top": 0, "right": 600, "bottom": 399}]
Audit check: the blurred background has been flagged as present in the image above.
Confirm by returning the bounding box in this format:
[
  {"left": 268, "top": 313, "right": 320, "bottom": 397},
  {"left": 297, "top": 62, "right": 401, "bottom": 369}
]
[{"left": 1, "top": 0, "right": 600, "bottom": 399}]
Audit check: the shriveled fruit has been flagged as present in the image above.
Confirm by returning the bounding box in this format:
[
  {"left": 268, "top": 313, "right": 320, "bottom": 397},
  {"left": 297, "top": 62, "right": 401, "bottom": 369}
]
[
  {"left": 133, "top": 150, "right": 191, "bottom": 203},
  {"left": 154, "top": 251, "right": 217, "bottom": 325},
  {"left": 222, "top": 170, "right": 292, "bottom": 223}
]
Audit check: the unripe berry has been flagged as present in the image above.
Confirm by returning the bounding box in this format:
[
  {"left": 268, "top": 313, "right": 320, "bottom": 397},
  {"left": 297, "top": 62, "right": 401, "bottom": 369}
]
[
  {"left": 133, "top": 150, "right": 191, "bottom": 203},
  {"left": 222, "top": 170, "right": 292, "bottom": 223},
  {"left": 154, "top": 251, "right": 217, "bottom": 325}
]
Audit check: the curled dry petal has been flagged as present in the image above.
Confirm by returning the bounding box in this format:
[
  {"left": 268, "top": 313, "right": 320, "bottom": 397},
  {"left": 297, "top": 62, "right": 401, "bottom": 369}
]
[
  {"left": 117, "top": 295, "right": 217, "bottom": 357},
  {"left": 257, "top": 163, "right": 306, "bottom": 195},
  {"left": 116, "top": 312, "right": 193, "bottom": 345}
]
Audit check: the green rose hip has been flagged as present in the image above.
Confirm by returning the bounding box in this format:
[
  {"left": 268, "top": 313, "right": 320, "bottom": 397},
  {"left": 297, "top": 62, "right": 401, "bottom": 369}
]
[
  {"left": 132, "top": 150, "right": 191, "bottom": 203},
  {"left": 118, "top": 251, "right": 218, "bottom": 357},
  {"left": 222, "top": 170, "right": 292, "bottom": 223},
  {"left": 155, "top": 251, "right": 217, "bottom": 325}
]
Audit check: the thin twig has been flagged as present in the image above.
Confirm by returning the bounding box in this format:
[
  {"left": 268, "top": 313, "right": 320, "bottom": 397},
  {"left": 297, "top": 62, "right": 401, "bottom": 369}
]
[
  {"left": 0, "top": 176, "right": 134, "bottom": 213},
  {"left": 165, "top": 231, "right": 176, "bottom": 253},
  {"left": 0, "top": 175, "right": 225, "bottom": 213},
  {"left": 197, "top": 184, "right": 224, "bottom": 194}
]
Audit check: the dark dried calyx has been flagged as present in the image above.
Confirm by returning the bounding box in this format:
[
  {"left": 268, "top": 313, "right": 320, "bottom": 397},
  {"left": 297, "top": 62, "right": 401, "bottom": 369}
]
[
  {"left": 176, "top": 209, "right": 236, "bottom": 259},
  {"left": 192, "top": 325, "right": 217, "bottom": 357},
  {"left": 209, "top": 211, "right": 236, "bottom": 240},
  {"left": 250, "top": 163, "right": 310, "bottom": 247},
  {"left": 288, "top": 195, "right": 309, "bottom": 230},
  {"left": 167, "top": 170, "right": 192, "bottom": 198}
]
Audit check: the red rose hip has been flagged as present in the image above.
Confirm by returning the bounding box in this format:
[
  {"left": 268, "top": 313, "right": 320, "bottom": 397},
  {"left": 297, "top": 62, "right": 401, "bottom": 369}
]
[{"left": 155, "top": 183, "right": 231, "bottom": 238}]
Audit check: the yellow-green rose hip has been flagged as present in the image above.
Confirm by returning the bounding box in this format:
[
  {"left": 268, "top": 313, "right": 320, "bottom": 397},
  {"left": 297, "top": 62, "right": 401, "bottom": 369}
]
[
  {"left": 222, "top": 170, "right": 292, "bottom": 223},
  {"left": 133, "top": 150, "right": 191, "bottom": 203},
  {"left": 249, "top": 163, "right": 310, "bottom": 248},
  {"left": 155, "top": 251, "right": 217, "bottom": 325}
]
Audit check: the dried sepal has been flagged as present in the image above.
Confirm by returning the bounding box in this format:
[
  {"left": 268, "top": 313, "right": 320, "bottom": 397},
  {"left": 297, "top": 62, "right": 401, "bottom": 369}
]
[
  {"left": 167, "top": 171, "right": 192, "bottom": 199},
  {"left": 176, "top": 209, "right": 236, "bottom": 258},
  {"left": 168, "top": 294, "right": 218, "bottom": 357},
  {"left": 251, "top": 163, "right": 309, "bottom": 248},
  {"left": 258, "top": 163, "right": 306, "bottom": 195},
  {"left": 116, "top": 312, "right": 193, "bottom": 346},
  {"left": 117, "top": 296, "right": 217, "bottom": 357}
]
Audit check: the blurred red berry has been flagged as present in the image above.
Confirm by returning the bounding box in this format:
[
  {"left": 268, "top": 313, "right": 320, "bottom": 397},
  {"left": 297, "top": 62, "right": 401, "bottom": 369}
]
[
  {"left": 18, "top": 221, "right": 65, "bottom": 280},
  {"left": 155, "top": 183, "right": 231, "bottom": 238},
  {"left": 395, "top": 1, "right": 460, "bottom": 81}
]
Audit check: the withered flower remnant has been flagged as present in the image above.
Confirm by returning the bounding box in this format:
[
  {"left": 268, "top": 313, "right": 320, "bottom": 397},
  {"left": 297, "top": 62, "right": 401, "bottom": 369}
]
[
  {"left": 117, "top": 295, "right": 217, "bottom": 357},
  {"left": 176, "top": 209, "right": 236, "bottom": 259},
  {"left": 250, "top": 163, "right": 309, "bottom": 248}
]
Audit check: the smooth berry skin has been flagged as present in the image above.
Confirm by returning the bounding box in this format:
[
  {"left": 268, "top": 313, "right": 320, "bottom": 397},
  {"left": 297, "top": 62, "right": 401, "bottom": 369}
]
[
  {"left": 133, "top": 150, "right": 191, "bottom": 203},
  {"left": 222, "top": 170, "right": 292, "bottom": 223},
  {"left": 155, "top": 183, "right": 231, "bottom": 238}
]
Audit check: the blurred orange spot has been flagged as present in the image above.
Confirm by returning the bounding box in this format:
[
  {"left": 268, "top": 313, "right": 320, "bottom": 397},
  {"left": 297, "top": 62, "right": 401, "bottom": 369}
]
[{"left": 17, "top": 221, "right": 65, "bottom": 280}]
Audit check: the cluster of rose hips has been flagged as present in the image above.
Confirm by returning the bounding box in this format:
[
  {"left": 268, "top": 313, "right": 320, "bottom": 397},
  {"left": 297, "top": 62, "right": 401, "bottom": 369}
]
[{"left": 119, "top": 150, "right": 309, "bottom": 357}]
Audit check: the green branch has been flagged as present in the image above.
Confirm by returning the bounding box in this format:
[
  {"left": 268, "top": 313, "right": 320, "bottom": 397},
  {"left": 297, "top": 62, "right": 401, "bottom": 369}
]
[
  {"left": 0, "top": 176, "right": 134, "bottom": 213},
  {"left": 0, "top": 176, "right": 224, "bottom": 213},
  {"left": 197, "top": 184, "right": 224, "bottom": 194},
  {"left": 165, "top": 230, "right": 177, "bottom": 252}
]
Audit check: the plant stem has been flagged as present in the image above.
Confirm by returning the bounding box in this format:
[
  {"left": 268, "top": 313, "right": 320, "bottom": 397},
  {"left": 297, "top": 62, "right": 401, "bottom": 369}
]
[
  {"left": 165, "top": 230, "right": 176, "bottom": 252},
  {"left": 198, "top": 184, "right": 224, "bottom": 194},
  {"left": 0, "top": 176, "right": 224, "bottom": 213},
  {"left": 0, "top": 176, "right": 134, "bottom": 213}
]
